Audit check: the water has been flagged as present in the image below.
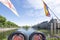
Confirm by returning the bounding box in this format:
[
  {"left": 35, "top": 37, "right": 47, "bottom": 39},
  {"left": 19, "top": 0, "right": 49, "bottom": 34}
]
[
  {"left": 17, "top": 28, "right": 36, "bottom": 36},
  {"left": 0, "top": 28, "right": 36, "bottom": 40},
  {"left": 0, "top": 28, "right": 60, "bottom": 40}
]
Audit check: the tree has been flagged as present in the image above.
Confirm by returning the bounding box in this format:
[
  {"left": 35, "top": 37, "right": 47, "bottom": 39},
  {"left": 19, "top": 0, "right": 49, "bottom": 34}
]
[
  {"left": 6, "top": 21, "right": 18, "bottom": 28},
  {"left": 0, "top": 15, "right": 6, "bottom": 25},
  {"left": 0, "top": 15, "right": 19, "bottom": 28},
  {"left": 23, "top": 25, "right": 30, "bottom": 30}
]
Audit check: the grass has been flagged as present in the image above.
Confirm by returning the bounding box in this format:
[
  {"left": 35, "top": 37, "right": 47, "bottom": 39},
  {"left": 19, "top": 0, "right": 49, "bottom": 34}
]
[
  {"left": 1, "top": 29, "right": 60, "bottom": 40},
  {"left": 0, "top": 29, "right": 17, "bottom": 40},
  {"left": 47, "top": 38, "right": 60, "bottom": 40},
  {"left": 37, "top": 29, "right": 60, "bottom": 40},
  {"left": 3, "top": 38, "right": 7, "bottom": 40}
]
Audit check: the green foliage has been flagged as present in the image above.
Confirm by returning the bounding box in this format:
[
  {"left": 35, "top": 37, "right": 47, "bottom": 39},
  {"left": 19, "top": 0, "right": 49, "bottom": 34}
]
[
  {"left": 0, "top": 30, "right": 16, "bottom": 40},
  {"left": 0, "top": 15, "right": 19, "bottom": 28},
  {"left": 47, "top": 38, "right": 60, "bottom": 40},
  {"left": 23, "top": 25, "right": 30, "bottom": 30},
  {"left": 0, "top": 15, "right": 6, "bottom": 25},
  {"left": 0, "top": 15, "right": 6, "bottom": 22},
  {"left": 5, "top": 21, "right": 18, "bottom": 27}
]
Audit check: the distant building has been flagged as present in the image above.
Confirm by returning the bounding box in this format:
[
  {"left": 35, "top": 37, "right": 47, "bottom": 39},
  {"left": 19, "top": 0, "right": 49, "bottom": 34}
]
[
  {"left": 32, "top": 18, "right": 60, "bottom": 30},
  {"left": 49, "top": 18, "right": 60, "bottom": 29}
]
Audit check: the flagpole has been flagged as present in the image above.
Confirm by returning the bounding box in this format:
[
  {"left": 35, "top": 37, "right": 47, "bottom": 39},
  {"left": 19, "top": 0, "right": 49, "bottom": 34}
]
[
  {"left": 42, "top": 0, "right": 60, "bottom": 35},
  {"left": 48, "top": 7, "right": 60, "bottom": 21},
  {"left": 42, "top": 0, "right": 60, "bottom": 21},
  {"left": 48, "top": 6, "right": 60, "bottom": 35}
]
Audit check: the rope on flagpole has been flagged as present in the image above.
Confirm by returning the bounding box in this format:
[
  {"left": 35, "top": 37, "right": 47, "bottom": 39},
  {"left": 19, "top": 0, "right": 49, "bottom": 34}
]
[
  {"left": 42, "top": 0, "right": 60, "bottom": 21},
  {"left": 42, "top": 0, "right": 60, "bottom": 35},
  {"left": 48, "top": 7, "right": 60, "bottom": 21}
]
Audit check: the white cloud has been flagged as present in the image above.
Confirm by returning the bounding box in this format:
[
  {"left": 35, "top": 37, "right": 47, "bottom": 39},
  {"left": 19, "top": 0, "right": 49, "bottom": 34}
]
[
  {"left": 27, "top": 0, "right": 43, "bottom": 9},
  {"left": 56, "top": 0, "right": 60, "bottom": 4},
  {"left": 27, "top": 0, "right": 60, "bottom": 18},
  {"left": 17, "top": 0, "right": 60, "bottom": 26},
  {"left": 25, "top": 9, "right": 44, "bottom": 17},
  {"left": 27, "top": 0, "right": 60, "bottom": 10}
]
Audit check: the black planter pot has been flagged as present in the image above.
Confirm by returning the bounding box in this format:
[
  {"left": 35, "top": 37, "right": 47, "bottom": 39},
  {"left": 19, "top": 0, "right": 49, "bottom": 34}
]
[
  {"left": 29, "top": 32, "right": 46, "bottom": 40},
  {"left": 8, "top": 31, "right": 27, "bottom": 40}
]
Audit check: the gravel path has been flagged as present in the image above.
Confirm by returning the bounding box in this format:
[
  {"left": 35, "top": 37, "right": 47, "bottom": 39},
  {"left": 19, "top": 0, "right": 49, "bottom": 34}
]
[{"left": 0, "top": 28, "right": 18, "bottom": 32}]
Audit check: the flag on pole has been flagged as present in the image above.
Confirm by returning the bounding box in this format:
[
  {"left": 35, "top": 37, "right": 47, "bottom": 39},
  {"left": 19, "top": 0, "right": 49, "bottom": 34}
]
[
  {"left": 0, "top": 0, "right": 19, "bottom": 16},
  {"left": 42, "top": 0, "right": 50, "bottom": 17}
]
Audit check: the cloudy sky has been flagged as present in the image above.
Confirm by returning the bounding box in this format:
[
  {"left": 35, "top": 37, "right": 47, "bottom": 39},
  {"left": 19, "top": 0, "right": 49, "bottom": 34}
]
[{"left": 0, "top": 0, "right": 60, "bottom": 26}]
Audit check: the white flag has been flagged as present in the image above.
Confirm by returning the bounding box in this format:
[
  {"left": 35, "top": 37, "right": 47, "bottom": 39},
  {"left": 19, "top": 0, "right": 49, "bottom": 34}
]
[{"left": 0, "top": 0, "right": 19, "bottom": 16}]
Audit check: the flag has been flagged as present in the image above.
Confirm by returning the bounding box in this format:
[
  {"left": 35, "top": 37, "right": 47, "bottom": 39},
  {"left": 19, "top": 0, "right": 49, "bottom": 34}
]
[
  {"left": 43, "top": 1, "right": 50, "bottom": 17},
  {"left": 0, "top": 0, "right": 19, "bottom": 16}
]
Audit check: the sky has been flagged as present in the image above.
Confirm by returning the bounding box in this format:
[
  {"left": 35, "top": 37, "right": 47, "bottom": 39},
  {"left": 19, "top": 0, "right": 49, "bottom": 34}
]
[{"left": 0, "top": 0, "right": 60, "bottom": 26}]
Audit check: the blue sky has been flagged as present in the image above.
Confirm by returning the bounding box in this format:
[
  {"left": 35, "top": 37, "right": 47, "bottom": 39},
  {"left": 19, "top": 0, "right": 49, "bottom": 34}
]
[{"left": 0, "top": 0, "right": 60, "bottom": 26}]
